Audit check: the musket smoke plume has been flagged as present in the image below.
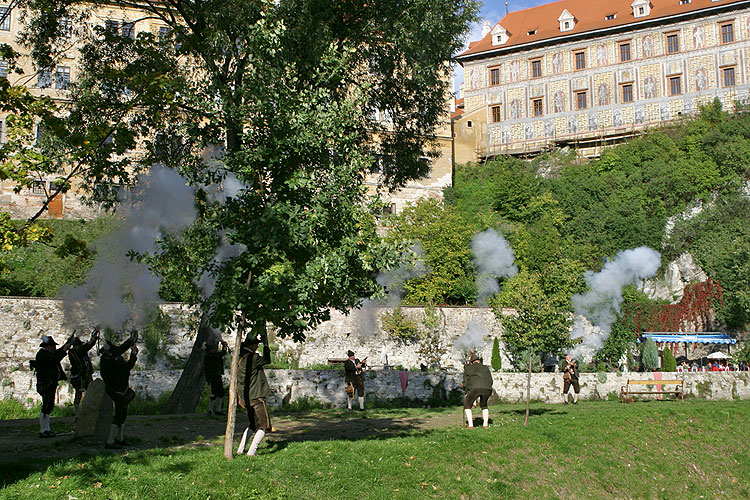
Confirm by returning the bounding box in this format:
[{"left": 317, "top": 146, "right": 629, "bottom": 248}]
[
  {"left": 568, "top": 246, "right": 661, "bottom": 360},
  {"left": 351, "top": 243, "right": 428, "bottom": 337},
  {"left": 376, "top": 242, "right": 428, "bottom": 306},
  {"left": 454, "top": 319, "right": 487, "bottom": 351},
  {"left": 61, "top": 166, "right": 197, "bottom": 331},
  {"left": 471, "top": 228, "right": 518, "bottom": 305}
]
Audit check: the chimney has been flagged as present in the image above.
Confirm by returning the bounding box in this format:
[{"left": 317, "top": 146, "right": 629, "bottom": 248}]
[{"left": 482, "top": 20, "right": 491, "bottom": 37}]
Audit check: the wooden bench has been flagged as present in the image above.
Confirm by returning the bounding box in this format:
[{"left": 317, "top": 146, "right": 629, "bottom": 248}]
[
  {"left": 327, "top": 358, "right": 347, "bottom": 365},
  {"left": 620, "top": 379, "right": 684, "bottom": 402}
]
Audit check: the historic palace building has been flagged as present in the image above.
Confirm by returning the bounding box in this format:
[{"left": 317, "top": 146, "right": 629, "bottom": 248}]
[{"left": 455, "top": 0, "right": 750, "bottom": 160}]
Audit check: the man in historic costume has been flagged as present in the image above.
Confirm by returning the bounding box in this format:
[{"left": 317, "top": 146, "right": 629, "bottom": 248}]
[
  {"left": 204, "top": 339, "right": 229, "bottom": 416},
  {"left": 100, "top": 330, "right": 138, "bottom": 449},
  {"left": 236, "top": 331, "right": 272, "bottom": 456},
  {"left": 344, "top": 350, "right": 366, "bottom": 411},
  {"left": 562, "top": 354, "right": 580, "bottom": 404},
  {"left": 462, "top": 351, "right": 493, "bottom": 428},
  {"left": 32, "top": 335, "right": 73, "bottom": 437},
  {"left": 67, "top": 329, "right": 99, "bottom": 420}
]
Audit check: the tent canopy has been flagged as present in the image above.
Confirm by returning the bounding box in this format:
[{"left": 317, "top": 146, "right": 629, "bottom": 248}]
[{"left": 639, "top": 333, "right": 736, "bottom": 345}]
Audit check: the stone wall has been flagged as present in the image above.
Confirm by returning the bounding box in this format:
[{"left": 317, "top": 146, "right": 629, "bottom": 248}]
[{"left": 3, "top": 366, "right": 749, "bottom": 409}]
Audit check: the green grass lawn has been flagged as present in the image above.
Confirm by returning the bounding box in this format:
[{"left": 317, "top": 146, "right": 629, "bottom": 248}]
[{"left": 1, "top": 400, "right": 748, "bottom": 499}]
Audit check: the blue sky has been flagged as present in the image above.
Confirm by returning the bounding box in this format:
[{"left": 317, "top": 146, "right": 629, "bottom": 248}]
[{"left": 454, "top": 0, "right": 553, "bottom": 96}]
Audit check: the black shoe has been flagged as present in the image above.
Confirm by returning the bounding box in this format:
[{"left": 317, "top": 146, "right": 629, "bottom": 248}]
[
  {"left": 114, "top": 439, "right": 131, "bottom": 447},
  {"left": 359, "top": 408, "right": 365, "bottom": 411},
  {"left": 39, "top": 431, "right": 54, "bottom": 438},
  {"left": 105, "top": 442, "right": 123, "bottom": 450}
]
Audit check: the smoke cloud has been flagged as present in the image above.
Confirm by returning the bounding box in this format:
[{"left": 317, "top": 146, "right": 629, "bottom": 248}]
[
  {"left": 454, "top": 319, "right": 487, "bottom": 351},
  {"left": 568, "top": 246, "right": 661, "bottom": 360},
  {"left": 471, "top": 228, "right": 518, "bottom": 305},
  {"left": 376, "top": 242, "right": 428, "bottom": 306},
  {"left": 61, "top": 165, "right": 197, "bottom": 331}
]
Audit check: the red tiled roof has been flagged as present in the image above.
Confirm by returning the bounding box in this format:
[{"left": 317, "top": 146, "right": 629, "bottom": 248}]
[{"left": 458, "top": 0, "right": 748, "bottom": 59}]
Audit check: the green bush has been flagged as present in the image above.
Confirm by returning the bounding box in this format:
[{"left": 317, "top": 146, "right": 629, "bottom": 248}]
[
  {"left": 491, "top": 337, "right": 502, "bottom": 371},
  {"left": 662, "top": 347, "right": 677, "bottom": 372},
  {"left": 380, "top": 307, "right": 419, "bottom": 340},
  {"left": 641, "top": 339, "right": 660, "bottom": 372}
]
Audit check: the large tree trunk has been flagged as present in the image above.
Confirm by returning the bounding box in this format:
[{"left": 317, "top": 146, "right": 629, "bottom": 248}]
[{"left": 163, "top": 311, "right": 211, "bottom": 414}]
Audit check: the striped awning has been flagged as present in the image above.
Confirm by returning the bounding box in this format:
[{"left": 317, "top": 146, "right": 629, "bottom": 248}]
[{"left": 640, "top": 334, "right": 736, "bottom": 345}]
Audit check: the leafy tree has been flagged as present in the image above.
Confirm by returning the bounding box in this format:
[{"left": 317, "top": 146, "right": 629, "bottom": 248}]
[
  {"left": 662, "top": 346, "right": 677, "bottom": 373},
  {"left": 494, "top": 268, "right": 572, "bottom": 425},
  {"left": 640, "top": 339, "right": 659, "bottom": 372},
  {"left": 386, "top": 199, "right": 476, "bottom": 304},
  {"left": 21, "top": 0, "right": 479, "bottom": 454},
  {"left": 491, "top": 336, "right": 501, "bottom": 371}
]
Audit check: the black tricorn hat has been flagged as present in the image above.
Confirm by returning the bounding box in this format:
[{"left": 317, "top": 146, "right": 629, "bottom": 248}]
[
  {"left": 40, "top": 335, "right": 57, "bottom": 347},
  {"left": 347, "top": 350, "right": 355, "bottom": 357}
]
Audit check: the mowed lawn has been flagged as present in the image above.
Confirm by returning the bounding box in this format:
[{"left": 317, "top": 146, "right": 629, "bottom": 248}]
[{"left": 1, "top": 400, "right": 748, "bottom": 499}]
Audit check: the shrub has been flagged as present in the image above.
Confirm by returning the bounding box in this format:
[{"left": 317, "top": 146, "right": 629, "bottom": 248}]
[
  {"left": 380, "top": 307, "right": 419, "bottom": 340},
  {"left": 491, "top": 337, "right": 502, "bottom": 371},
  {"left": 641, "top": 339, "right": 660, "bottom": 371},
  {"left": 662, "top": 347, "right": 677, "bottom": 372}
]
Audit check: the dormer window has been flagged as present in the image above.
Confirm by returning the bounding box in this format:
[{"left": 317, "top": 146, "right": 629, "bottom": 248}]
[
  {"left": 680, "top": 0, "right": 691, "bottom": 4},
  {"left": 631, "top": 0, "right": 651, "bottom": 18},
  {"left": 558, "top": 9, "right": 575, "bottom": 32},
  {"left": 605, "top": 14, "right": 616, "bottom": 21},
  {"left": 527, "top": 29, "right": 537, "bottom": 36},
  {"left": 491, "top": 24, "right": 509, "bottom": 46}
]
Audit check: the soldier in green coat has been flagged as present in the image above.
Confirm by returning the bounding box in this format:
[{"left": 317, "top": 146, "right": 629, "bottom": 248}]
[
  {"left": 463, "top": 351, "right": 493, "bottom": 428},
  {"left": 236, "top": 332, "right": 272, "bottom": 456}
]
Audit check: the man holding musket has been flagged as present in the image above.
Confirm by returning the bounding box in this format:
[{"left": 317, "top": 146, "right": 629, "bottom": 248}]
[
  {"left": 344, "top": 350, "right": 367, "bottom": 411},
  {"left": 32, "top": 334, "right": 74, "bottom": 437},
  {"left": 562, "top": 354, "right": 580, "bottom": 404},
  {"left": 204, "top": 339, "right": 229, "bottom": 416},
  {"left": 236, "top": 329, "right": 272, "bottom": 456},
  {"left": 100, "top": 330, "right": 139, "bottom": 449},
  {"left": 463, "top": 351, "right": 493, "bottom": 428},
  {"left": 68, "top": 328, "right": 99, "bottom": 420}
]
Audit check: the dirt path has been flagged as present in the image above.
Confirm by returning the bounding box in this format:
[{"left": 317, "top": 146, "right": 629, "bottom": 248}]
[{"left": 0, "top": 407, "right": 461, "bottom": 480}]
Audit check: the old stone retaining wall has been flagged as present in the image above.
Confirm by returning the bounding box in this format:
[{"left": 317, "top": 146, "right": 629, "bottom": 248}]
[{"left": 3, "top": 368, "right": 749, "bottom": 408}]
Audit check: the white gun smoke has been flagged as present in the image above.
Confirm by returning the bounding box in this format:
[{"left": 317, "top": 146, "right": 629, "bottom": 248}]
[
  {"left": 471, "top": 228, "right": 518, "bottom": 305},
  {"left": 61, "top": 166, "right": 197, "bottom": 331},
  {"left": 568, "top": 246, "right": 661, "bottom": 360},
  {"left": 454, "top": 319, "right": 487, "bottom": 351}
]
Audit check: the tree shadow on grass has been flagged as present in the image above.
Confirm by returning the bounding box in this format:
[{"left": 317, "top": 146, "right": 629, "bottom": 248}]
[{"left": 0, "top": 408, "right": 449, "bottom": 487}]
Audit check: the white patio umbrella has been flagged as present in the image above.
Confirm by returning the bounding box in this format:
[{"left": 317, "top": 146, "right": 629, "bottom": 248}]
[{"left": 706, "top": 352, "right": 731, "bottom": 360}]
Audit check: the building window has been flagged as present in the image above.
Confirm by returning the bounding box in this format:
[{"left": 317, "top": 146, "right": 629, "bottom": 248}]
[
  {"left": 55, "top": 66, "right": 70, "bottom": 90},
  {"left": 680, "top": 0, "right": 691, "bottom": 4},
  {"left": 532, "top": 98, "right": 543, "bottom": 117},
  {"left": 490, "top": 105, "right": 502, "bottom": 123},
  {"left": 564, "top": 21, "right": 570, "bottom": 30},
  {"left": 31, "top": 181, "right": 47, "bottom": 195},
  {"left": 619, "top": 42, "right": 631, "bottom": 62},
  {"left": 574, "top": 51, "right": 586, "bottom": 70},
  {"left": 37, "top": 68, "right": 52, "bottom": 88},
  {"left": 121, "top": 22, "right": 135, "bottom": 39},
  {"left": 105, "top": 19, "right": 119, "bottom": 34},
  {"left": 639, "top": 7, "right": 645, "bottom": 15},
  {"left": 0, "top": 60, "right": 7, "bottom": 79},
  {"left": 0, "top": 6, "right": 10, "bottom": 31},
  {"left": 489, "top": 67, "right": 500, "bottom": 86},
  {"left": 723, "top": 67, "right": 736, "bottom": 87},
  {"left": 667, "top": 33, "right": 680, "bottom": 54},
  {"left": 576, "top": 91, "right": 587, "bottom": 110},
  {"left": 531, "top": 59, "right": 542, "bottom": 79},
  {"left": 669, "top": 76, "right": 682, "bottom": 96},
  {"left": 59, "top": 17, "right": 72, "bottom": 38},
  {"left": 622, "top": 84, "right": 634, "bottom": 103},
  {"left": 721, "top": 23, "right": 734, "bottom": 44},
  {"left": 605, "top": 14, "right": 616, "bottom": 21}
]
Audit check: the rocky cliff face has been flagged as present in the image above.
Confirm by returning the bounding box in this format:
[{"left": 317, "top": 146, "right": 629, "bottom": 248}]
[{"left": 639, "top": 252, "right": 708, "bottom": 303}]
